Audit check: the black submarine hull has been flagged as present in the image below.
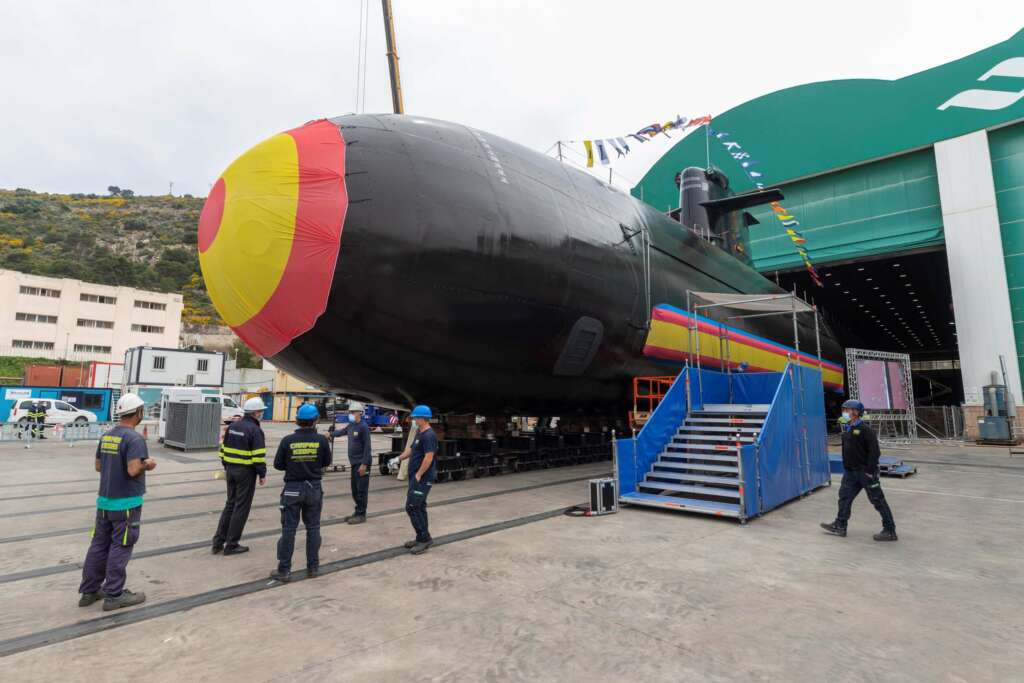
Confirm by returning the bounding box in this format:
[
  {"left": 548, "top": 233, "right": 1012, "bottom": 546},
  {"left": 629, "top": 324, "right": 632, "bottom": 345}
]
[{"left": 198, "top": 114, "right": 843, "bottom": 414}]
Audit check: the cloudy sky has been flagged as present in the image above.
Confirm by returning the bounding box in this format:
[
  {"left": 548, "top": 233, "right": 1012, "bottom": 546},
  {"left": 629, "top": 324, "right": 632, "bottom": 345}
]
[{"left": 1, "top": 1, "right": 1021, "bottom": 197}]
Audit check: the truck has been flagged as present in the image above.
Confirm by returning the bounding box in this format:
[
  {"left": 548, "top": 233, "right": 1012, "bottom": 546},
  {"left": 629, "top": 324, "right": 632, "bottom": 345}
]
[{"left": 334, "top": 403, "right": 401, "bottom": 432}]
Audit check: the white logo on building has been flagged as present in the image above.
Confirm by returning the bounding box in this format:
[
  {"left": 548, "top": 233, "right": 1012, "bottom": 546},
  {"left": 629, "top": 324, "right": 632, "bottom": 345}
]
[{"left": 938, "top": 57, "right": 1024, "bottom": 111}]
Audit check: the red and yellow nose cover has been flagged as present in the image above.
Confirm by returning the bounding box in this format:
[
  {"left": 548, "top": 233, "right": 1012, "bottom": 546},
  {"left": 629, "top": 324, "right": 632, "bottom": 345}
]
[{"left": 198, "top": 120, "right": 347, "bottom": 357}]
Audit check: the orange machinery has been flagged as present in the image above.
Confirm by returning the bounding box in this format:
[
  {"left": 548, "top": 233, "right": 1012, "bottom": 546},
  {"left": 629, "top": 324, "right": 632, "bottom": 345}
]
[{"left": 630, "top": 375, "right": 677, "bottom": 428}]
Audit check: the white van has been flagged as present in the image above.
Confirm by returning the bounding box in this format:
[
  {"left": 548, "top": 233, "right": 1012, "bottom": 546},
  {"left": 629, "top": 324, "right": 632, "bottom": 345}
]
[
  {"left": 210, "top": 395, "right": 244, "bottom": 424},
  {"left": 11, "top": 399, "right": 98, "bottom": 426}
]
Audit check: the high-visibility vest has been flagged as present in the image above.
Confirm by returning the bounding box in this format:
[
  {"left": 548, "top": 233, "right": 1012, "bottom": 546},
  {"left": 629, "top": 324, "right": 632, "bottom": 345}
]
[{"left": 219, "top": 416, "right": 266, "bottom": 466}]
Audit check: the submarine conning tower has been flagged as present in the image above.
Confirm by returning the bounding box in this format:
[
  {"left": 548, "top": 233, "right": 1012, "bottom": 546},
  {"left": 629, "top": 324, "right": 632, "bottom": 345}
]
[{"left": 672, "top": 166, "right": 758, "bottom": 267}]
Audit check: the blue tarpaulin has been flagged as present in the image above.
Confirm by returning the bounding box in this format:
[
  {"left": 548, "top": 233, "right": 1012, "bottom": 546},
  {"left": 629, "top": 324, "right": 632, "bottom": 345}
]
[{"left": 749, "top": 365, "right": 830, "bottom": 514}]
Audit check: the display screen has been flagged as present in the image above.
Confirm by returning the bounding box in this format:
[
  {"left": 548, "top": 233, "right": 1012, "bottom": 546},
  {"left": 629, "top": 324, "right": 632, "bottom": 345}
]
[{"left": 854, "top": 359, "right": 908, "bottom": 410}]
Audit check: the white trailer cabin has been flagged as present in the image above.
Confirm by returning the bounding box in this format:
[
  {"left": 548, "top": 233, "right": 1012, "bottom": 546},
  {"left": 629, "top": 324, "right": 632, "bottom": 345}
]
[
  {"left": 123, "top": 347, "right": 225, "bottom": 389},
  {"left": 123, "top": 347, "right": 226, "bottom": 412}
]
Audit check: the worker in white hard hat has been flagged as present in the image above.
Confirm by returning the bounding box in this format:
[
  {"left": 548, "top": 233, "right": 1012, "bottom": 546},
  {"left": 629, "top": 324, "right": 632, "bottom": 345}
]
[
  {"left": 78, "top": 393, "right": 156, "bottom": 611},
  {"left": 212, "top": 396, "right": 267, "bottom": 555},
  {"left": 329, "top": 400, "right": 372, "bottom": 524}
]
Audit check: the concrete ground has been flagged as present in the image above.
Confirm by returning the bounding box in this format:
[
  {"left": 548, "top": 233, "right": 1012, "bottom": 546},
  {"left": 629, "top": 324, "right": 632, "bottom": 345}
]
[{"left": 0, "top": 426, "right": 1021, "bottom": 681}]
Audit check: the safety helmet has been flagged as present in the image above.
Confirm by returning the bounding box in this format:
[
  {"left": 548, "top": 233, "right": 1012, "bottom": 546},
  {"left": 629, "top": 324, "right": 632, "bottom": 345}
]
[
  {"left": 841, "top": 399, "right": 865, "bottom": 412},
  {"left": 410, "top": 404, "right": 432, "bottom": 419},
  {"left": 243, "top": 397, "right": 267, "bottom": 412},
  {"left": 296, "top": 403, "right": 319, "bottom": 421},
  {"left": 115, "top": 393, "right": 146, "bottom": 416},
  {"left": 347, "top": 400, "right": 365, "bottom": 413}
]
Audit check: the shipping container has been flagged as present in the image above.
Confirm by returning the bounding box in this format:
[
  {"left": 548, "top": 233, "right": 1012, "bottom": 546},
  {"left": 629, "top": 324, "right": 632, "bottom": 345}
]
[
  {"left": 23, "top": 364, "right": 86, "bottom": 387},
  {"left": 86, "top": 361, "right": 124, "bottom": 389}
]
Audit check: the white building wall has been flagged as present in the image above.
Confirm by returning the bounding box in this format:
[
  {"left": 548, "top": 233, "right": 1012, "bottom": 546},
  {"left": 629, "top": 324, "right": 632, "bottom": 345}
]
[
  {"left": 934, "top": 131, "right": 1023, "bottom": 405},
  {"left": 0, "top": 269, "right": 183, "bottom": 361},
  {"left": 222, "top": 360, "right": 276, "bottom": 396}
]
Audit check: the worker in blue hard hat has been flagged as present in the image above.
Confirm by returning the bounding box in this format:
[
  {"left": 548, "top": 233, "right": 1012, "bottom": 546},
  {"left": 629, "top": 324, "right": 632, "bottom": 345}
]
[
  {"left": 270, "top": 402, "right": 333, "bottom": 582},
  {"left": 821, "top": 399, "right": 898, "bottom": 541},
  {"left": 328, "top": 400, "right": 373, "bottom": 524},
  {"left": 396, "top": 405, "right": 437, "bottom": 555}
]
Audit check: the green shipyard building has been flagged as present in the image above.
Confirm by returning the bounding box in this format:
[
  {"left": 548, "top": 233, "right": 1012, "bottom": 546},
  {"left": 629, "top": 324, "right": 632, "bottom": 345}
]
[{"left": 634, "top": 28, "right": 1024, "bottom": 432}]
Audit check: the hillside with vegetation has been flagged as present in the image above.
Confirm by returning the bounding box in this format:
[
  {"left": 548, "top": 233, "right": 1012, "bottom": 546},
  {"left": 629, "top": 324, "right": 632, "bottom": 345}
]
[{"left": 0, "top": 187, "right": 219, "bottom": 325}]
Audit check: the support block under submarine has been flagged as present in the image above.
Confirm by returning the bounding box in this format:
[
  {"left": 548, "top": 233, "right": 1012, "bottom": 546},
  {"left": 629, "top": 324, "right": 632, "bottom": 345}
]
[{"left": 197, "top": 114, "right": 844, "bottom": 417}]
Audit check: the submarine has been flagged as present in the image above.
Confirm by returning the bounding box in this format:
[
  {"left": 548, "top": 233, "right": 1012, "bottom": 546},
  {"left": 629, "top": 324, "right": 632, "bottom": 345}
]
[{"left": 198, "top": 114, "right": 844, "bottom": 414}]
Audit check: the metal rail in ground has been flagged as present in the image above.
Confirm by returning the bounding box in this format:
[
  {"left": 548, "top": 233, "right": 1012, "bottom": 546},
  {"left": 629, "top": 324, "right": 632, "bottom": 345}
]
[
  {"left": 0, "top": 471, "right": 605, "bottom": 585},
  {"left": 0, "top": 505, "right": 580, "bottom": 657}
]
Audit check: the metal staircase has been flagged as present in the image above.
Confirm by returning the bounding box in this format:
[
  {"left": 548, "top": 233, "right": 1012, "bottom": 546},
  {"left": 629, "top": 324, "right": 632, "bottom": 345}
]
[{"left": 626, "top": 404, "right": 769, "bottom": 518}]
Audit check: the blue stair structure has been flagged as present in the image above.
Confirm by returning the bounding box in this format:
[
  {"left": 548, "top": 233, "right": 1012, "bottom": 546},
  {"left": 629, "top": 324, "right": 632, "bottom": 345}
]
[{"left": 617, "top": 364, "right": 830, "bottom": 522}]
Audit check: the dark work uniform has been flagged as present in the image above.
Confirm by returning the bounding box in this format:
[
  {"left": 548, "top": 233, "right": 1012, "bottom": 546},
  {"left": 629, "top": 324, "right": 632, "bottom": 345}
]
[
  {"left": 835, "top": 419, "right": 896, "bottom": 531},
  {"left": 406, "top": 427, "right": 438, "bottom": 543},
  {"left": 30, "top": 401, "right": 46, "bottom": 438},
  {"left": 213, "top": 414, "right": 266, "bottom": 549},
  {"left": 331, "top": 419, "right": 373, "bottom": 516},
  {"left": 80, "top": 426, "right": 147, "bottom": 597},
  {"left": 273, "top": 427, "right": 332, "bottom": 573}
]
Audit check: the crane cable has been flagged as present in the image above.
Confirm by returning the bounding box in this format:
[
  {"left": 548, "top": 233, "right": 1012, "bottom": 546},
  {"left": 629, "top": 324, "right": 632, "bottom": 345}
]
[
  {"left": 361, "top": 0, "right": 371, "bottom": 112},
  {"left": 354, "top": 0, "right": 371, "bottom": 113},
  {"left": 354, "top": 0, "right": 365, "bottom": 112}
]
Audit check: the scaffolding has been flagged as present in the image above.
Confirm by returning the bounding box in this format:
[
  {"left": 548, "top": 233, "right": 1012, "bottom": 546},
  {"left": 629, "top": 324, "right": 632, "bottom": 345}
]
[
  {"left": 845, "top": 347, "right": 917, "bottom": 445},
  {"left": 685, "top": 291, "right": 823, "bottom": 408}
]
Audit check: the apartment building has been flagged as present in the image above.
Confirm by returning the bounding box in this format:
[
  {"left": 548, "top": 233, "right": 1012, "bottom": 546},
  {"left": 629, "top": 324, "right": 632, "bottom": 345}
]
[{"left": 0, "top": 269, "right": 183, "bottom": 361}]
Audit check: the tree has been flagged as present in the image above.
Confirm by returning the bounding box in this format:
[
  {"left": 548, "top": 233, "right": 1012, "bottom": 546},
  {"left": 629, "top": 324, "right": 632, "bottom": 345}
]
[
  {"left": 230, "top": 339, "right": 261, "bottom": 369},
  {"left": 120, "top": 189, "right": 134, "bottom": 198},
  {"left": 108, "top": 186, "right": 121, "bottom": 196}
]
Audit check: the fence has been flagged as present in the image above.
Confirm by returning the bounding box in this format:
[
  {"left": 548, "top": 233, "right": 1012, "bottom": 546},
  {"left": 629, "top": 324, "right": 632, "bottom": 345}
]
[{"left": 0, "top": 421, "right": 111, "bottom": 447}]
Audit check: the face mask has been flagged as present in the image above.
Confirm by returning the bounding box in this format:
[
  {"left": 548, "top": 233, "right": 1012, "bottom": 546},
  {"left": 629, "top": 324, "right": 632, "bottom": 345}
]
[
  {"left": 839, "top": 411, "right": 851, "bottom": 424},
  {"left": 351, "top": 413, "right": 360, "bottom": 421}
]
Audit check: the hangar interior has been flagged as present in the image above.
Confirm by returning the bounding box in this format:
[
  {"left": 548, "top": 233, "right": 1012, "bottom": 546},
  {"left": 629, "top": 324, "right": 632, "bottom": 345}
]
[
  {"left": 778, "top": 249, "right": 961, "bottom": 405},
  {"left": 633, "top": 28, "right": 1024, "bottom": 437}
]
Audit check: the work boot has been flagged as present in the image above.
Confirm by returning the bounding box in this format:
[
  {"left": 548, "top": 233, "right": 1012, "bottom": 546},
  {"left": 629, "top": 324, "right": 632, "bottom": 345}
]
[
  {"left": 223, "top": 544, "right": 250, "bottom": 556},
  {"left": 820, "top": 522, "right": 847, "bottom": 537},
  {"left": 873, "top": 529, "right": 898, "bottom": 542},
  {"left": 410, "top": 540, "right": 433, "bottom": 555},
  {"left": 102, "top": 590, "right": 146, "bottom": 611},
  {"left": 347, "top": 515, "right": 366, "bottom": 525},
  {"left": 78, "top": 591, "right": 103, "bottom": 607},
  {"left": 307, "top": 566, "right": 319, "bottom": 579},
  {"left": 269, "top": 569, "right": 291, "bottom": 583},
  {"left": 403, "top": 539, "right": 418, "bottom": 549}
]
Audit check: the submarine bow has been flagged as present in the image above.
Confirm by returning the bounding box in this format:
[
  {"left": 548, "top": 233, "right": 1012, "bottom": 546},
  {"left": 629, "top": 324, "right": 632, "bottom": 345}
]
[{"left": 197, "top": 119, "right": 348, "bottom": 357}]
